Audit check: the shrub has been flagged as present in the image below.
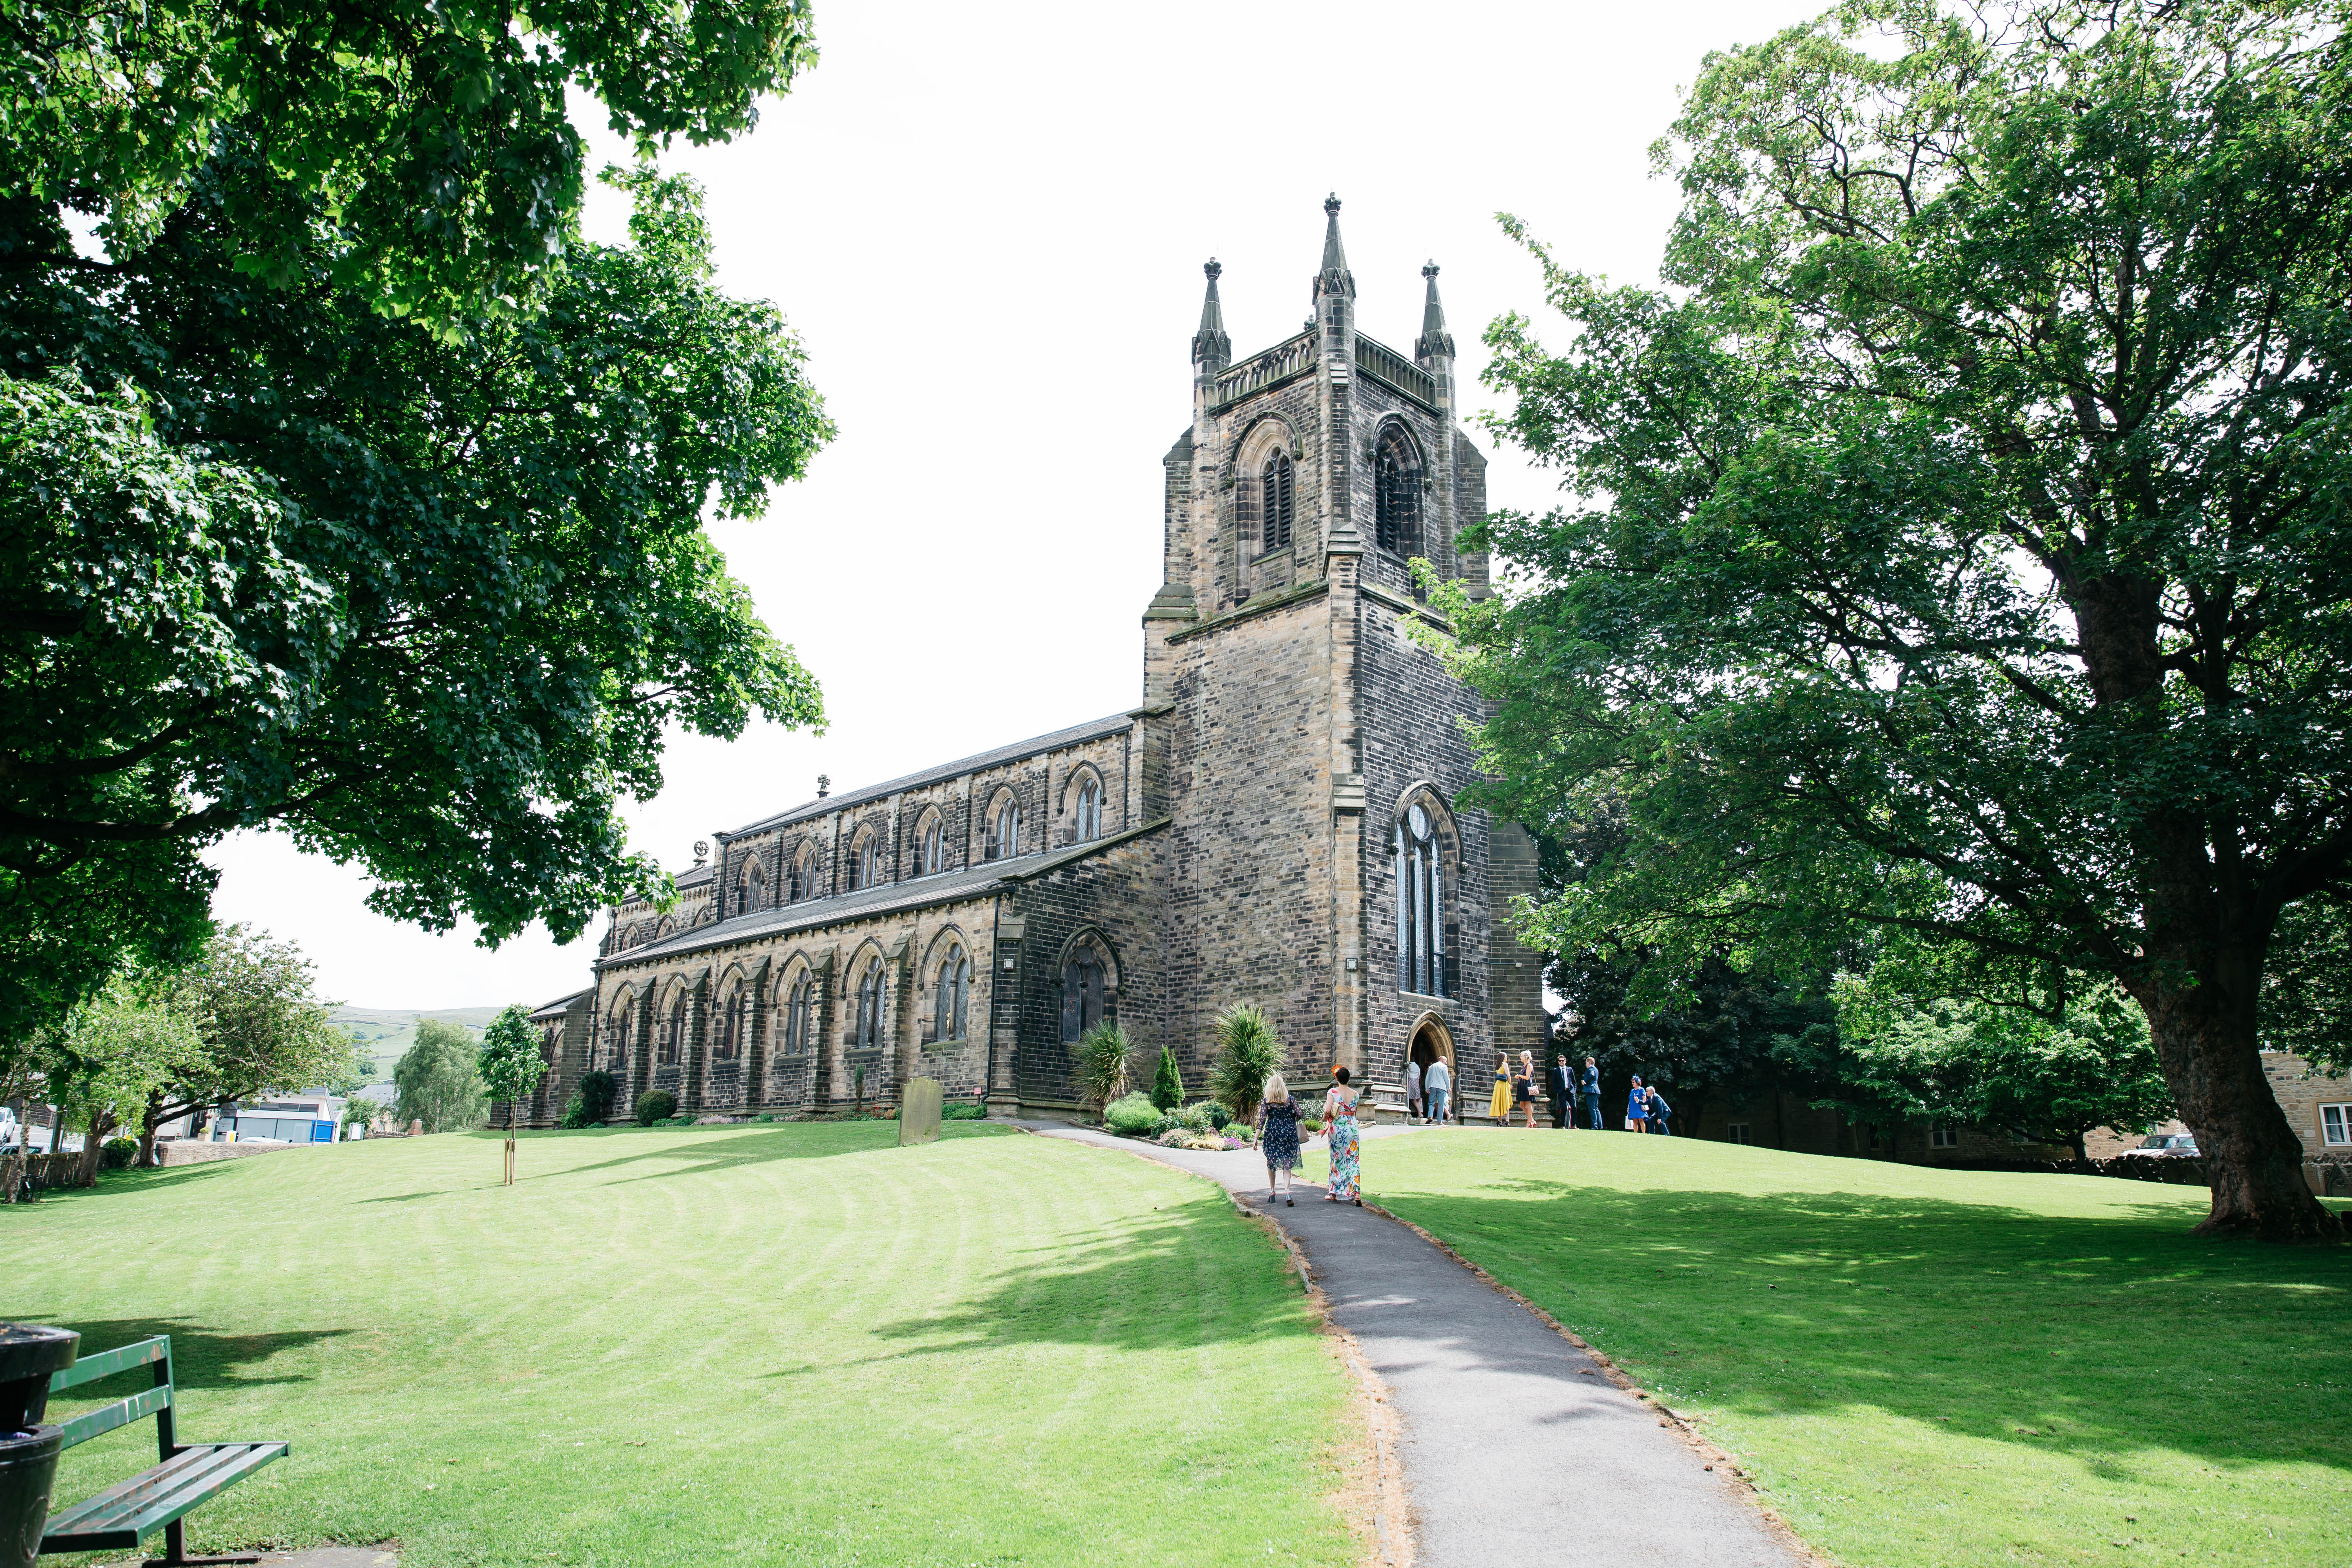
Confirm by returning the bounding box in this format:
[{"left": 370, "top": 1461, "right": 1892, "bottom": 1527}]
[
  {"left": 100, "top": 1136, "right": 138, "bottom": 1170},
  {"left": 574, "top": 1069, "right": 619, "bottom": 1125},
  {"left": 1150, "top": 1045, "right": 1185, "bottom": 1111},
  {"left": 1104, "top": 1091, "right": 1161, "bottom": 1137},
  {"left": 1076, "top": 1022, "right": 1138, "bottom": 1115},
  {"left": 1191, "top": 1099, "right": 1232, "bottom": 1131},
  {"left": 633, "top": 1089, "right": 677, "bottom": 1126},
  {"left": 942, "top": 1102, "right": 987, "bottom": 1120},
  {"left": 1175, "top": 1101, "right": 1214, "bottom": 1132},
  {"left": 1301, "top": 1116, "right": 1323, "bottom": 1134},
  {"left": 1207, "top": 1004, "right": 1280, "bottom": 1123}
]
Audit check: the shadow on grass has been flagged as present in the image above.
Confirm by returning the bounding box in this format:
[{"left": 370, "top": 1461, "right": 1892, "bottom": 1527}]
[
  {"left": 16, "top": 1317, "right": 353, "bottom": 1395},
  {"left": 771, "top": 1195, "right": 1312, "bottom": 1368},
  {"left": 1380, "top": 1176, "right": 2352, "bottom": 1478},
  {"left": 522, "top": 1120, "right": 1013, "bottom": 1189}
]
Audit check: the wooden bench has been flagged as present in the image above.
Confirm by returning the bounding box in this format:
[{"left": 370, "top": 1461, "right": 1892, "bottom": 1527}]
[{"left": 39, "top": 1335, "right": 288, "bottom": 1566}]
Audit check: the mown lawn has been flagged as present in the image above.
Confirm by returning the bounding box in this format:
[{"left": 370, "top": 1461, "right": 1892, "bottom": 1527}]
[
  {"left": 17, "top": 1123, "right": 1355, "bottom": 1568},
  {"left": 1317, "top": 1129, "right": 2348, "bottom": 1568}
]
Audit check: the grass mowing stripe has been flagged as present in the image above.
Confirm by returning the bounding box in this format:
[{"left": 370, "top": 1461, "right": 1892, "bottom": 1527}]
[
  {"left": 20, "top": 1123, "right": 1353, "bottom": 1567},
  {"left": 1314, "top": 1130, "right": 2349, "bottom": 1568}
]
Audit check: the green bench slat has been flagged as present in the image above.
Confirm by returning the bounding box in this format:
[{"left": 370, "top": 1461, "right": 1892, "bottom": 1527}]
[
  {"left": 40, "top": 1441, "right": 290, "bottom": 1552},
  {"left": 56, "top": 1383, "right": 170, "bottom": 1448},
  {"left": 49, "top": 1335, "right": 169, "bottom": 1392}
]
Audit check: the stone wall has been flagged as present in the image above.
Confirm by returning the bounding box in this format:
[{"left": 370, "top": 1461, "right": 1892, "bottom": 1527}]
[{"left": 2262, "top": 1051, "right": 2352, "bottom": 1160}]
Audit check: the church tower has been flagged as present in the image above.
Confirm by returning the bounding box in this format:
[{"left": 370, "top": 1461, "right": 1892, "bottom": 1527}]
[{"left": 1144, "top": 197, "right": 1545, "bottom": 1100}]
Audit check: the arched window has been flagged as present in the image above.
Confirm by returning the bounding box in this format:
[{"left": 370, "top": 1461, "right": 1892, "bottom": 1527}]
[
  {"left": 1061, "top": 936, "right": 1110, "bottom": 1042},
  {"left": 740, "top": 857, "right": 766, "bottom": 915},
  {"left": 1261, "top": 450, "right": 1295, "bottom": 552},
  {"left": 659, "top": 994, "right": 685, "bottom": 1065},
  {"left": 849, "top": 826, "right": 885, "bottom": 891},
  {"left": 777, "top": 975, "right": 813, "bottom": 1057},
  {"left": 853, "top": 963, "right": 886, "bottom": 1050},
  {"left": 917, "top": 811, "right": 945, "bottom": 876},
  {"left": 1071, "top": 775, "right": 1102, "bottom": 844},
  {"left": 788, "top": 845, "right": 817, "bottom": 903},
  {"left": 931, "top": 944, "right": 970, "bottom": 1043},
  {"left": 1395, "top": 799, "right": 1448, "bottom": 996},
  {"left": 1375, "top": 427, "right": 1421, "bottom": 559},
  {"left": 986, "top": 792, "right": 1021, "bottom": 861},
  {"left": 712, "top": 986, "right": 746, "bottom": 1062},
  {"left": 601, "top": 1000, "right": 631, "bottom": 1073}
]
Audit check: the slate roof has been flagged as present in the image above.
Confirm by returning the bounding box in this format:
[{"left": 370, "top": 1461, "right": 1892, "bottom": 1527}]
[
  {"left": 601, "top": 819, "right": 1167, "bottom": 969},
  {"left": 724, "top": 713, "right": 1134, "bottom": 839},
  {"left": 530, "top": 989, "right": 594, "bottom": 1019}
]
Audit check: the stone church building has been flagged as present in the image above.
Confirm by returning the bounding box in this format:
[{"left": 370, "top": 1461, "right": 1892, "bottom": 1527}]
[{"left": 517, "top": 198, "right": 1548, "bottom": 1125}]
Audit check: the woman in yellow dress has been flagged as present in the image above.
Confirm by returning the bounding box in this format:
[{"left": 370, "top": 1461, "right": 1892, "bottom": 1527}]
[{"left": 1490, "top": 1052, "right": 1513, "bottom": 1123}]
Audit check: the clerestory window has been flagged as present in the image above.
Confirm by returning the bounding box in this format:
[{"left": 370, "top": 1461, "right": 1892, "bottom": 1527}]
[
  {"left": 1262, "top": 450, "right": 1295, "bottom": 552},
  {"left": 918, "top": 812, "right": 946, "bottom": 875},
  {"left": 986, "top": 793, "right": 1021, "bottom": 861},
  {"left": 788, "top": 845, "right": 818, "bottom": 903},
  {"left": 740, "top": 857, "right": 766, "bottom": 915},
  {"left": 850, "top": 828, "right": 885, "bottom": 891},
  {"left": 1073, "top": 776, "right": 1102, "bottom": 844}
]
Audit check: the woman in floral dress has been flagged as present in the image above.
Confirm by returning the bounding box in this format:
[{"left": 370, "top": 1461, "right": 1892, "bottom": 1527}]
[
  {"left": 1256, "top": 1072, "right": 1301, "bottom": 1206},
  {"left": 1324, "top": 1066, "right": 1364, "bottom": 1205}
]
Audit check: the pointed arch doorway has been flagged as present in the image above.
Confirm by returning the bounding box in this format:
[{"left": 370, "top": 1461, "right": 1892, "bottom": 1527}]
[{"left": 1408, "top": 1014, "right": 1455, "bottom": 1123}]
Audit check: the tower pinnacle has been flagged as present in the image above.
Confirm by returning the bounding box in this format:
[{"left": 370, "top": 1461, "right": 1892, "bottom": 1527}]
[
  {"left": 1313, "top": 193, "right": 1355, "bottom": 303},
  {"left": 1415, "top": 261, "right": 1455, "bottom": 361},
  {"left": 1191, "top": 258, "right": 1231, "bottom": 373}
]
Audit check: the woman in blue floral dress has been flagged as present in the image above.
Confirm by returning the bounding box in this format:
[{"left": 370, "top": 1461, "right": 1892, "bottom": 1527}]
[
  {"left": 1256, "top": 1072, "right": 1301, "bottom": 1206},
  {"left": 1324, "top": 1066, "right": 1363, "bottom": 1205}
]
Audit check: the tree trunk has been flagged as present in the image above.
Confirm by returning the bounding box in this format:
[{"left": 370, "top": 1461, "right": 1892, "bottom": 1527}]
[{"left": 2133, "top": 972, "right": 2340, "bottom": 1241}]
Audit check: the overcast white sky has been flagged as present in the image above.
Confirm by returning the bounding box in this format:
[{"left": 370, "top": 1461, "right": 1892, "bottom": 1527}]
[{"left": 206, "top": 0, "right": 1825, "bottom": 1010}]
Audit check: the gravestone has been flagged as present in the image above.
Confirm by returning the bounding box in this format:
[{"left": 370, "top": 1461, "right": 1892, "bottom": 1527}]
[{"left": 898, "top": 1078, "right": 942, "bottom": 1146}]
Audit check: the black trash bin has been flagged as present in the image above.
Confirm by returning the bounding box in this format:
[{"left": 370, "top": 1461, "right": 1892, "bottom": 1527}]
[{"left": 0, "top": 1324, "right": 79, "bottom": 1568}]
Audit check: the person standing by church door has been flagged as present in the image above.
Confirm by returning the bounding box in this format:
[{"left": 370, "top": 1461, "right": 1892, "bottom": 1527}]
[
  {"left": 1490, "top": 1053, "right": 1514, "bottom": 1124},
  {"left": 1581, "top": 1056, "right": 1603, "bottom": 1131},
  {"left": 1546, "top": 1054, "right": 1571, "bottom": 1129},
  {"left": 1405, "top": 1058, "right": 1423, "bottom": 1123},
  {"left": 1424, "top": 1056, "right": 1451, "bottom": 1125}
]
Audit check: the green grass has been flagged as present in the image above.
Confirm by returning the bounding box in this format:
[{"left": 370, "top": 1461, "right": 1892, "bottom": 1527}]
[
  {"left": 1320, "top": 1131, "right": 2349, "bottom": 1568},
  {"left": 18, "top": 1123, "right": 1355, "bottom": 1567}
]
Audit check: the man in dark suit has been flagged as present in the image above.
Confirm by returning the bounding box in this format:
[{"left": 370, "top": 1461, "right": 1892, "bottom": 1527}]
[{"left": 1546, "top": 1053, "right": 1572, "bottom": 1128}]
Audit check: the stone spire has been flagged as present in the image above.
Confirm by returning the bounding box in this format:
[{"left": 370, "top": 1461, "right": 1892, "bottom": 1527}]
[
  {"left": 1415, "top": 261, "right": 1455, "bottom": 361},
  {"left": 1191, "top": 258, "right": 1231, "bottom": 374},
  {"left": 1313, "top": 193, "right": 1355, "bottom": 303}
]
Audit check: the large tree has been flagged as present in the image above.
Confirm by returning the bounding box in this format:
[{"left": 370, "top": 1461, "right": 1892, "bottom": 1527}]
[
  {"left": 1, "top": 3, "right": 829, "bottom": 1042},
  {"left": 1452, "top": 0, "right": 2352, "bottom": 1237}
]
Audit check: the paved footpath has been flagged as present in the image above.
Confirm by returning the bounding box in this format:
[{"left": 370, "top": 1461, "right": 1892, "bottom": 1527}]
[{"left": 1025, "top": 1121, "right": 1806, "bottom": 1568}]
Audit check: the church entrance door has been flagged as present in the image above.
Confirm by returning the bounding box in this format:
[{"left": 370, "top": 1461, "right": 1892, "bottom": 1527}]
[{"left": 1408, "top": 1019, "right": 1453, "bottom": 1123}]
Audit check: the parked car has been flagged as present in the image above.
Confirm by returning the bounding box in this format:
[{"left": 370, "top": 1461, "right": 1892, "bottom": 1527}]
[{"left": 2121, "top": 1131, "right": 2199, "bottom": 1158}]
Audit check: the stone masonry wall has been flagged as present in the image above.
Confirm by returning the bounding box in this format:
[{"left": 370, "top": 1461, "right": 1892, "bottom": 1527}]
[{"left": 1163, "top": 590, "right": 1338, "bottom": 1083}]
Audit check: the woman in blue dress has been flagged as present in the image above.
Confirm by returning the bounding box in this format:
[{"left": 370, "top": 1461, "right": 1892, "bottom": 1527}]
[
  {"left": 1325, "top": 1066, "right": 1363, "bottom": 1205},
  {"left": 1626, "top": 1075, "right": 1650, "bottom": 1133},
  {"left": 1256, "top": 1072, "right": 1301, "bottom": 1206}
]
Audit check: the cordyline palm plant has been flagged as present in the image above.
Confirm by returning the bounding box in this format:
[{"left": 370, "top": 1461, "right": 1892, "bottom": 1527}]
[
  {"left": 1207, "top": 1004, "right": 1279, "bottom": 1124},
  {"left": 1074, "top": 1022, "right": 1136, "bottom": 1118}
]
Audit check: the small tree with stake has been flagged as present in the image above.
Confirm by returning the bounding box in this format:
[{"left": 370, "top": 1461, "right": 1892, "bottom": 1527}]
[{"left": 477, "top": 1005, "right": 546, "bottom": 1187}]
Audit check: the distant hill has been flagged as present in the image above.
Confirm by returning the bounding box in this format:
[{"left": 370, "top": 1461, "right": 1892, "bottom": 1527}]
[{"left": 333, "top": 1005, "right": 503, "bottom": 1076}]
